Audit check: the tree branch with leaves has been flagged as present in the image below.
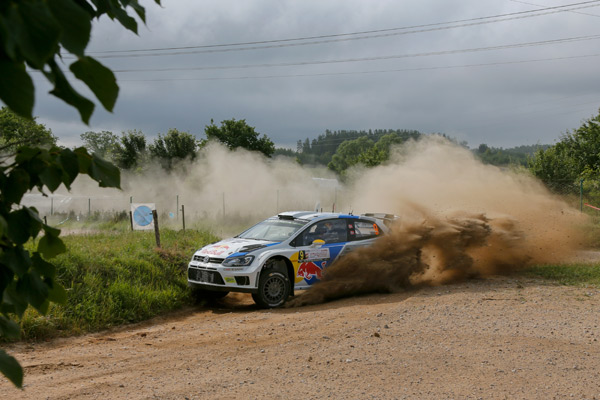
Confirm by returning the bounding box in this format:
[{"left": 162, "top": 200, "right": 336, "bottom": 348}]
[
  {"left": 0, "top": 0, "right": 161, "bottom": 388},
  {"left": 0, "top": 0, "right": 161, "bottom": 123}
]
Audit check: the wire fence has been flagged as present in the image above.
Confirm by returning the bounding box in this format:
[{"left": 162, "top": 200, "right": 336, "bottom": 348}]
[
  {"left": 549, "top": 179, "right": 600, "bottom": 214},
  {"left": 21, "top": 179, "right": 600, "bottom": 231},
  {"left": 21, "top": 185, "right": 345, "bottom": 230}
]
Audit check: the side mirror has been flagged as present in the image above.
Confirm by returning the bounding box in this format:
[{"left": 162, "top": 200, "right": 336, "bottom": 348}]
[{"left": 310, "top": 239, "right": 325, "bottom": 248}]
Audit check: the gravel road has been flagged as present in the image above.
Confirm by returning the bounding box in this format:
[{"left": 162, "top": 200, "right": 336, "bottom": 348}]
[{"left": 1, "top": 276, "right": 599, "bottom": 400}]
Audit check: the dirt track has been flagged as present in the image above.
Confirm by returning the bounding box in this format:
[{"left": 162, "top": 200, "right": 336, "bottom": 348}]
[{"left": 1, "top": 276, "right": 599, "bottom": 400}]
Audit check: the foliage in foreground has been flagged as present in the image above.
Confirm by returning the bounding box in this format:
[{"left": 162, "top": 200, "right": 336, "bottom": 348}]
[
  {"left": 18, "top": 229, "right": 217, "bottom": 340},
  {"left": 0, "top": 145, "right": 120, "bottom": 387},
  {"left": 0, "top": 0, "right": 161, "bottom": 123}
]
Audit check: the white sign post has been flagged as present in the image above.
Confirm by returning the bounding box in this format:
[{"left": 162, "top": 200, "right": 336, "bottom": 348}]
[{"left": 131, "top": 203, "right": 156, "bottom": 231}]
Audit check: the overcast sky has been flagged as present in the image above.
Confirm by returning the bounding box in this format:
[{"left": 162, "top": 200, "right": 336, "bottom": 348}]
[{"left": 28, "top": 0, "right": 600, "bottom": 149}]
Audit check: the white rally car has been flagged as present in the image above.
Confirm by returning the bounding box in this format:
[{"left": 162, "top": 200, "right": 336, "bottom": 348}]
[{"left": 187, "top": 211, "right": 396, "bottom": 308}]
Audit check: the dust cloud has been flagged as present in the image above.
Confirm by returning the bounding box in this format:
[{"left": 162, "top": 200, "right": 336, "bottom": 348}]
[
  {"left": 287, "top": 137, "right": 585, "bottom": 307},
  {"left": 38, "top": 136, "right": 585, "bottom": 304},
  {"left": 45, "top": 142, "right": 338, "bottom": 234}
]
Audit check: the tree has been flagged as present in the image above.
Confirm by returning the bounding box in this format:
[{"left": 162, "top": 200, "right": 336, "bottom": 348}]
[
  {"left": 113, "top": 130, "right": 147, "bottom": 171},
  {"left": 149, "top": 128, "right": 199, "bottom": 170},
  {"left": 0, "top": 0, "right": 161, "bottom": 123},
  {"left": 302, "top": 138, "right": 311, "bottom": 153},
  {"left": 80, "top": 130, "right": 119, "bottom": 160},
  {"left": 0, "top": 145, "right": 120, "bottom": 387},
  {"left": 0, "top": 107, "right": 56, "bottom": 151},
  {"left": 297, "top": 128, "right": 422, "bottom": 166},
  {"left": 205, "top": 118, "right": 275, "bottom": 157},
  {"left": 327, "top": 132, "right": 419, "bottom": 174},
  {"left": 528, "top": 144, "right": 577, "bottom": 190},
  {"left": 529, "top": 108, "right": 600, "bottom": 185},
  {"left": 328, "top": 136, "right": 375, "bottom": 174}
]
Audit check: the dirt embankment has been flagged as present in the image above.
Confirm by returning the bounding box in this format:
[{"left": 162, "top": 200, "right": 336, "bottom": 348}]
[{"left": 2, "top": 276, "right": 599, "bottom": 400}]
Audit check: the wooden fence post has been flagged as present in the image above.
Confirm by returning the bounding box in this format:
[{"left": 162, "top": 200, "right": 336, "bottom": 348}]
[
  {"left": 152, "top": 209, "right": 160, "bottom": 248},
  {"left": 181, "top": 204, "right": 185, "bottom": 232}
]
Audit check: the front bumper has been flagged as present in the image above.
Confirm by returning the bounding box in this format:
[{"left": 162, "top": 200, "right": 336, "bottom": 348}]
[{"left": 187, "top": 260, "right": 260, "bottom": 293}]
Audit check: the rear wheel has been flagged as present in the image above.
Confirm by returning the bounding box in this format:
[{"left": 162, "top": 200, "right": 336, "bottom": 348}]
[{"left": 252, "top": 265, "right": 290, "bottom": 308}]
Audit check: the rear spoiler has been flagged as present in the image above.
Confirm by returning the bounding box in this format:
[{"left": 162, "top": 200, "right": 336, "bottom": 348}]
[{"left": 361, "top": 213, "right": 400, "bottom": 228}]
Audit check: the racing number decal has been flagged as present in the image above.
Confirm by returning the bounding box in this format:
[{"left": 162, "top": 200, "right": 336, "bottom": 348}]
[{"left": 298, "top": 250, "right": 306, "bottom": 261}]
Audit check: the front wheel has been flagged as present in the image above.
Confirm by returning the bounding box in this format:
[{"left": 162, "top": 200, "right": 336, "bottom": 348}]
[{"left": 252, "top": 270, "right": 290, "bottom": 308}]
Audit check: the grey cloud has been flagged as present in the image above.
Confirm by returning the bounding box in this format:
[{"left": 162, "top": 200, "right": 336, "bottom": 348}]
[{"left": 24, "top": 0, "right": 600, "bottom": 149}]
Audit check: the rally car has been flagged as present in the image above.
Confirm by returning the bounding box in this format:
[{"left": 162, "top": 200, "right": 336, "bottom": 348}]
[{"left": 187, "top": 211, "right": 397, "bottom": 308}]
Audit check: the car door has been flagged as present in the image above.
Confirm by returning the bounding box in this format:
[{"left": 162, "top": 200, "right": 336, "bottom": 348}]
[{"left": 290, "top": 218, "right": 349, "bottom": 289}]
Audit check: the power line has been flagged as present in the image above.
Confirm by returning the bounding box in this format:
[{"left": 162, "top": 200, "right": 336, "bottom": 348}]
[
  {"left": 112, "top": 34, "right": 600, "bottom": 74},
  {"left": 116, "top": 53, "right": 600, "bottom": 82},
  {"left": 508, "top": 0, "right": 600, "bottom": 17},
  {"left": 83, "top": 0, "right": 600, "bottom": 59}
]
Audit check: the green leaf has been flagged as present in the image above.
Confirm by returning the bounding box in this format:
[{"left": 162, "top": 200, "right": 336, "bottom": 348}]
[
  {"left": 15, "top": 146, "right": 43, "bottom": 163},
  {"left": 38, "top": 165, "right": 63, "bottom": 192},
  {"left": 37, "top": 230, "right": 66, "bottom": 259},
  {"left": 30, "top": 252, "right": 56, "bottom": 278},
  {"left": 89, "top": 153, "right": 121, "bottom": 188},
  {"left": 0, "top": 246, "right": 32, "bottom": 277},
  {"left": 42, "top": 224, "right": 61, "bottom": 238},
  {"left": 0, "top": 265, "right": 14, "bottom": 299},
  {"left": 1, "top": 284, "right": 29, "bottom": 317},
  {"left": 17, "top": 272, "right": 49, "bottom": 313},
  {"left": 46, "top": 59, "right": 94, "bottom": 124},
  {"left": 109, "top": 3, "right": 138, "bottom": 34},
  {"left": 11, "top": 0, "right": 61, "bottom": 68},
  {"left": 6, "top": 209, "right": 42, "bottom": 244},
  {"left": 128, "top": 1, "right": 147, "bottom": 23},
  {"left": 0, "top": 349, "right": 23, "bottom": 388},
  {"left": 0, "top": 60, "right": 34, "bottom": 119},
  {"left": 0, "top": 215, "right": 7, "bottom": 239},
  {"left": 58, "top": 148, "right": 79, "bottom": 188},
  {"left": 46, "top": 279, "right": 67, "bottom": 304},
  {"left": 74, "top": 147, "right": 92, "bottom": 174},
  {"left": 4, "top": 168, "right": 30, "bottom": 205},
  {"left": 70, "top": 56, "right": 119, "bottom": 112},
  {"left": 47, "top": 0, "right": 91, "bottom": 57},
  {"left": 0, "top": 316, "right": 21, "bottom": 339}
]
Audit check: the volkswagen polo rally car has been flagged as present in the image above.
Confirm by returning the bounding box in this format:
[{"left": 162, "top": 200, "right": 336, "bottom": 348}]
[{"left": 187, "top": 211, "right": 397, "bottom": 308}]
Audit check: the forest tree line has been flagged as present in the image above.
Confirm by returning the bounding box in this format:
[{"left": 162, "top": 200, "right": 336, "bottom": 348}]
[{"left": 3, "top": 105, "right": 599, "bottom": 186}]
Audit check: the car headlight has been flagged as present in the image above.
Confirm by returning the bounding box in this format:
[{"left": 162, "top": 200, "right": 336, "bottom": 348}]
[{"left": 222, "top": 255, "right": 255, "bottom": 267}]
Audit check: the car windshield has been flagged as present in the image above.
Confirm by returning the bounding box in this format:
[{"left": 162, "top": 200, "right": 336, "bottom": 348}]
[{"left": 237, "top": 219, "right": 307, "bottom": 241}]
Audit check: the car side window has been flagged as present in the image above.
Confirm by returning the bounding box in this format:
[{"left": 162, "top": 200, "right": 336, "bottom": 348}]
[
  {"left": 351, "top": 220, "right": 381, "bottom": 240},
  {"left": 293, "top": 219, "right": 348, "bottom": 246}
]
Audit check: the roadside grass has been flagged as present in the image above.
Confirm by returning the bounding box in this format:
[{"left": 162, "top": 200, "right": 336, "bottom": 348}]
[
  {"left": 519, "top": 263, "right": 600, "bottom": 287},
  {"left": 18, "top": 229, "right": 218, "bottom": 340}
]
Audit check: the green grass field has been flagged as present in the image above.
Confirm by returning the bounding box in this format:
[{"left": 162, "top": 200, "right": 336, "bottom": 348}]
[
  {"left": 520, "top": 263, "right": 600, "bottom": 287},
  {"left": 12, "top": 219, "right": 600, "bottom": 341},
  {"left": 18, "top": 228, "right": 218, "bottom": 340}
]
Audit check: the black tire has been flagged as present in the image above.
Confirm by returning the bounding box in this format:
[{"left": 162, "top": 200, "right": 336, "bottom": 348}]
[
  {"left": 191, "top": 288, "right": 229, "bottom": 303},
  {"left": 252, "top": 270, "right": 290, "bottom": 308}
]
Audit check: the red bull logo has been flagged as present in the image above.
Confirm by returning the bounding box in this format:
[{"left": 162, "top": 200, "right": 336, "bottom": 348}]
[
  {"left": 205, "top": 244, "right": 230, "bottom": 256},
  {"left": 297, "top": 262, "right": 323, "bottom": 280}
]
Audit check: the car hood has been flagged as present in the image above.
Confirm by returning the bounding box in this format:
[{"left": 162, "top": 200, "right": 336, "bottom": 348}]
[{"left": 198, "top": 237, "right": 276, "bottom": 258}]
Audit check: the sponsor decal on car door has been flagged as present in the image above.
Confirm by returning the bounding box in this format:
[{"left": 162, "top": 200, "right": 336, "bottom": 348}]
[{"left": 290, "top": 219, "right": 349, "bottom": 287}]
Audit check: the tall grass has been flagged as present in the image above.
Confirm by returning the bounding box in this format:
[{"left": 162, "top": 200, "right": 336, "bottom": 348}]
[{"left": 19, "top": 229, "right": 218, "bottom": 340}]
